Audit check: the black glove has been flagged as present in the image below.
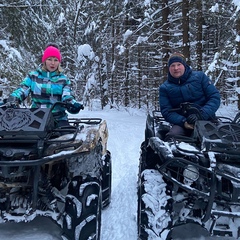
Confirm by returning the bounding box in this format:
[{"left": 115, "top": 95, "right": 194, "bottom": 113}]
[
  {"left": 6, "top": 96, "right": 19, "bottom": 108},
  {"left": 186, "top": 114, "right": 200, "bottom": 124},
  {"left": 67, "top": 102, "right": 84, "bottom": 114}
]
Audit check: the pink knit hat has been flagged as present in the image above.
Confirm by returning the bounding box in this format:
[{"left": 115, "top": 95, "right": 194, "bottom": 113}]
[{"left": 42, "top": 46, "right": 62, "bottom": 63}]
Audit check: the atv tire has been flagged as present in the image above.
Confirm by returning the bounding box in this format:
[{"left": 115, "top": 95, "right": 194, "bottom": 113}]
[
  {"left": 137, "top": 145, "right": 172, "bottom": 239},
  {"left": 102, "top": 150, "right": 112, "bottom": 208},
  {"left": 62, "top": 176, "right": 102, "bottom": 240}
]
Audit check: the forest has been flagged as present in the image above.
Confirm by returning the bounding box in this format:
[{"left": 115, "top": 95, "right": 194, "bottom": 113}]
[{"left": 0, "top": 0, "right": 239, "bottom": 111}]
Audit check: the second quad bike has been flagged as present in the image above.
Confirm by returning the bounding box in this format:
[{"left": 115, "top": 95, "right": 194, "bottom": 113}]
[
  {"left": 0, "top": 102, "right": 111, "bottom": 240},
  {"left": 138, "top": 102, "right": 240, "bottom": 239}
]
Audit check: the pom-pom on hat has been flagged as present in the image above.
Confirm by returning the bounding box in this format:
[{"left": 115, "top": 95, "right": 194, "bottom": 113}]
[
  {"left": 42, "top": 46, "right": 61, "bottom": 63},
  {"left": 168, "top": 52, "right": 186, "bottom": 67}
]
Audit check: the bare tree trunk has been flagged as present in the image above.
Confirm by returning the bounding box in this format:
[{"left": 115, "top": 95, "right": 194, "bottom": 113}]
[
  {"left": 73, "top": 0, "right": 85, "bottom": 40},
  {"left": 182, "top": 0, "right": 190, "bottom": 63},
  {"left": 162, "top": 0, "right": 170, "bottom": 75},
  {"left": 236, "top": 16, "right": 240, "bottom": 110},
  {"left": 196, "top": 1, "right": 203, "bottom": 70},
  {"left": 123, "top": 13, "right": 130, "bottom": 107},
  {"left": 110, "top": 17, "right": 116, "bottom": 108},
  {"left": 124, "top": 47, "right": 130, "bottom": 107},
  {"left": 137, "top": 47, "right": 141, "bottom": 109}
]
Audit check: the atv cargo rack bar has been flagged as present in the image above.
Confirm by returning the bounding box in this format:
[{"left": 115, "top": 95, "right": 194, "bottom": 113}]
[{"left": 0, "top": 149, "right": 82, "bottom": 166}]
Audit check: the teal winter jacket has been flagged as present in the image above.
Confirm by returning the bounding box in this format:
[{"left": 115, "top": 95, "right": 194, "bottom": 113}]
[{"left": 11, "top": 67, "right": 77, "bottom": 121}]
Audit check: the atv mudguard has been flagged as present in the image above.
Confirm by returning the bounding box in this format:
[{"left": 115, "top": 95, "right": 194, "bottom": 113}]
[{"left": 166, "top": 222, "right": 210, "bottom": 240}]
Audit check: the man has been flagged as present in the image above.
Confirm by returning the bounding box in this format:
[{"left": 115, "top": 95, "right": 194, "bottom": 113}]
[{"left": 159, "top": 52, "right": 220, "bottom": 138}]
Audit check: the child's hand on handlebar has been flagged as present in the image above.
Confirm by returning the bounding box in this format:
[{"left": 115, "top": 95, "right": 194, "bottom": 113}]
[{"left": 6, "top": 96, "right": 19, "bottom": 108}]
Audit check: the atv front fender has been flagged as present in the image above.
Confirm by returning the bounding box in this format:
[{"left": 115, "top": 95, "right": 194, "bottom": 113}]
[{"left": 166, "top": 222, "right": 210, "bottom": 240}]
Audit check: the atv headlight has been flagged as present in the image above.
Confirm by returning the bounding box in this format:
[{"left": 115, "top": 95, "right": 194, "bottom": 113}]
[{"left": 183, "top": 165, "right": 199, "bottom": 185}]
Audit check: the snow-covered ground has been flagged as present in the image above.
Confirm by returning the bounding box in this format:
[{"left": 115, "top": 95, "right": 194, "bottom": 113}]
[
  {"left": 0, "top": 107, "right": 146, "bottom": 240},
  {"left": 0, "top": 104, "right": 238, "bottom": 240}
]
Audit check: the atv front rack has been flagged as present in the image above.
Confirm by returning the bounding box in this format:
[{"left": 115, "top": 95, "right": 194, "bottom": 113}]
[
  {"left": 0, "top": 107, "right": 54, "bottom": 138},
  {"left": 0, "top": 105, "right": 103, "bottom": 157},
  {"left": 194, "top": 120, "right": 240, "bottom": 154}
]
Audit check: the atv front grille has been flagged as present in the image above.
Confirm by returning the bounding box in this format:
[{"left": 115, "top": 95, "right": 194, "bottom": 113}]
[
  {"left": 157, "top": 158, "right": 213, "bottom": 198},
  {"left": 0, "top": 108, "right": 54, "bottom": 139},
  {"left": 157, "top": 157, "right": 240, "bottom": 209}
]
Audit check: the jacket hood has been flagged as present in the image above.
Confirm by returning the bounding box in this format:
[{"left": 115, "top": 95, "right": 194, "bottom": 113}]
[{"left": 168, "top": 65, "right": 192, "bottom": 84}]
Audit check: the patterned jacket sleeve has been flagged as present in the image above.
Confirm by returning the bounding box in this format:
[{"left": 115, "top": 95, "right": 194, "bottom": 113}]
[
  {"left": 61, "top": 78, "right": 77, "bottom": 104},
  {"left": 10, "top": 75, "right": 32, "bottom": 102}
]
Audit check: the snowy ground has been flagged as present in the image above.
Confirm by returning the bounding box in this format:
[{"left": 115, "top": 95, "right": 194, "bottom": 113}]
[{"left": 0, "top": 107, "right": 146, "bottom": 240}]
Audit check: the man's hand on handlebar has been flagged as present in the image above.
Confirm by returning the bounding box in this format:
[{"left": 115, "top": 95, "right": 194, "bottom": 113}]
[
  {"left": 186, "top": 114, "right": 200, "bottom": 124},
  {"left": 184, "top": 121, "right": 194, "bottom": 130}
]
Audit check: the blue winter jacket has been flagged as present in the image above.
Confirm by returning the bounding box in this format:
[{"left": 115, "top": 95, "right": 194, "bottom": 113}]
[{"left": 159, "top": 65, "right": 221, "bottom": 127}]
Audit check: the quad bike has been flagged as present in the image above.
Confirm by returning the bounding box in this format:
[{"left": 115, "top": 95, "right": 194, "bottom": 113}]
[
  {"left": 138, "top": 102, "right": 240, "bottom": 239},
  {"left": 0, "top": 101, "right": 111, "bottom": 240}
]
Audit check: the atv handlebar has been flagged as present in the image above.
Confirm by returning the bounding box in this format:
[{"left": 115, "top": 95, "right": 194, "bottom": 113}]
[
  {"left": 52, "top": 101, "right": 72, "bottom": 111},
  {"left": 0, "top": 100, "right": 83, "bottom": 113},
  {"left": 169, "top": 102, "right": 202, "bottom": 119}
]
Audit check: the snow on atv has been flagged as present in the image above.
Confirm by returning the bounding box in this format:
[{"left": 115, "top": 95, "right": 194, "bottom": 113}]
[
  {"left": 0, "top": 101, "right": 111, "bottom": 240},
  {"left": 137, "top": 102, "right": 240, "bottom": 239}
]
